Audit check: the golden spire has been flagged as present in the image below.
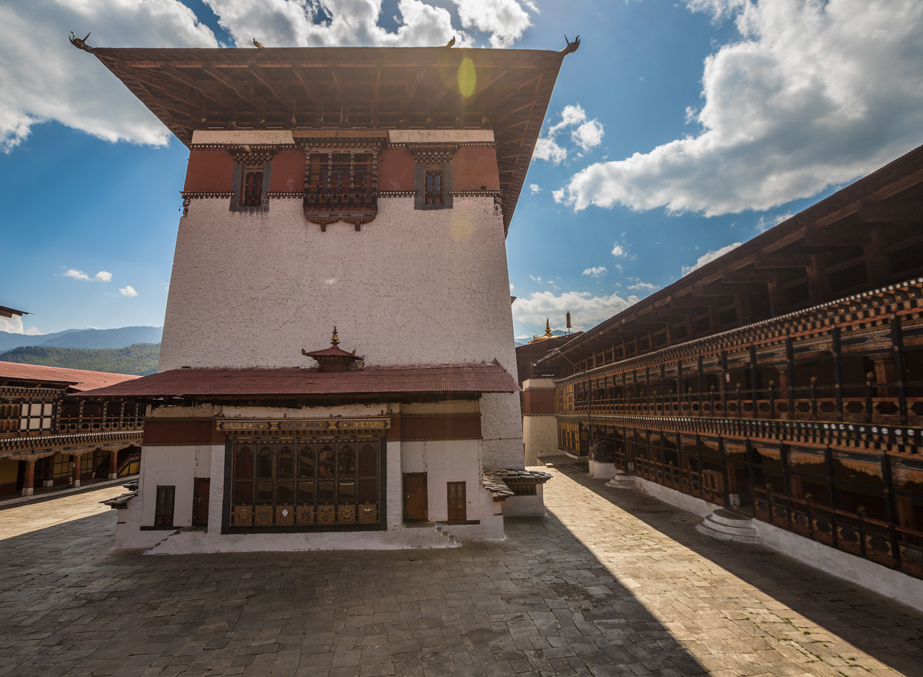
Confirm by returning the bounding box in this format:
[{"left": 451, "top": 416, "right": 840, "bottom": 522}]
[
  {"left": 543, "top": 319, "right": 553, "bottom": 338},
  {"left": 331, "top": 326, "right": 339, "bottom": 346}
]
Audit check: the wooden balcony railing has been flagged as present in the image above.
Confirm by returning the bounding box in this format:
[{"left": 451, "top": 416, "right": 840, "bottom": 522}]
[
  {"left": 55, "top": 416, "right": 143, "bottom": 434},
  {"left": 559, "top": 381, "right": 923, "bottom": 426}
]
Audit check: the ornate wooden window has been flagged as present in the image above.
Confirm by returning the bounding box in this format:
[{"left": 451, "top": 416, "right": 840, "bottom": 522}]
[
  {"left": 241, "top": 169, "right": 263, "bottom": 207},
  {"left": 424, "top": 170, "right": 444, "bottom": 205},
  {"left": 300, "top": 136, "right": 384, "bottom": 231},
  {"left": 19, "top": 401, "right": 52, "bottom": 432},
  {"left": 228, "top": 437, "right": 383, "bottom": 531}
]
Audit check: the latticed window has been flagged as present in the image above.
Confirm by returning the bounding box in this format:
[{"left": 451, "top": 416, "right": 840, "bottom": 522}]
[
  {"left": 424, "top": 170, "right": 444, "bottom": 205},
  {"left": 241, "top": 169, "right": 263, "bottom": 206},
  {"left": 230, "top": 438, "right": 382, "bottom": 530},
  {"left": 304, "top": 151, "right": 378, "bottom": 223}
]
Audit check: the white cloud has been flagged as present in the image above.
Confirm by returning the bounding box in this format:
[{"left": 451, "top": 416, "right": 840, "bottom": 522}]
[
  {"left": 207, "top": 0, "right": 465, "bottom": 49},
  {"left": 64, "top": 268, "right": 112, "bottom": 282},
  {"left": 529, "top": 275, "right": 542, "bottom": 283},
  {"left": 556, "top": 0, "right": 923, "bottom": 217},
  {"left": 0, "top": 0, "right": 219, "bottom": 152},
  {"left": 529, "top": 184, "right": 541, "bottom": 194},
  {"left": 0, "top": 315, "right": 43, "bottom": 335},
  {"left": 119, "top": 285, "right": 139, "bottom": 297},
  {"left": 682, "top": 242, "right": 742, "bottom": 275},
  {"left": 552, "top": 188, "right": 565, "bottom": 203},
  {"left": 532, "top": 104, "right": 605, "bottom": 164},
  {"left": 628, "top": 281, "right": 659, "bottom": 292},
  {"left": 532, "top": 137, "right": 567, "bottom": 165},
  {"left": 582, "top": 266, "right": 607, "bottom": 278},
  {"left": 64, "top": 269, "right": 91, "bottom": 281},
  {"left": 513, "top": 290, "right": 640, "bottom": 333},
  {"left": 755, "top": 211, "right": 792, "bottom": 233},
  {"left": 2, "top": 1, "right": 538, "bottom": 152},
  {"left": 611, "top": 243, "right": 627, "bottom": 258},
  {"left": 571, "top": 120, "right": 604, "bottom": 151},
  {"left": 452, "top": 0, "right": 536, "bottom": 48},
  {"left": 509, "top": 282, "right": 514, "bottom": 291}
]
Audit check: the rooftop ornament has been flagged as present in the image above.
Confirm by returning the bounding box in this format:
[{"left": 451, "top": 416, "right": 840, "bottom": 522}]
[
  {"left": 69, "top": 32, "right": 94, "bottom": 53},
  {"left": 301, "top": 327, "right": 363, "bottom": 372},
  {"left": 529, "top": 319, "right": 556, "bottom": 343},
  {"left": 561, "top": 35, "right": 580, "bottom": 55}
]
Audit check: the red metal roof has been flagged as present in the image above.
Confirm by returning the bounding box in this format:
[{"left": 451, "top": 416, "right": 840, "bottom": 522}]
[
  {"left": 0, "top": 361, "right": 140, "bottom": 392},
  {"left": 75, "top": 362, "right": 520, "bottom": 399}
]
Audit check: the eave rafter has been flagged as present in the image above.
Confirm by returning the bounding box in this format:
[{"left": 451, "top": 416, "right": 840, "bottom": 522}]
[{"left": 88, "top": 45, "right": 569, "bottom": 232}]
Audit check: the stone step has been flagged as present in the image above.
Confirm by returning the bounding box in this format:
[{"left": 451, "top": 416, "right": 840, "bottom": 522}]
[
  {"left": 605, "top": 473, "right": 637, "bottom": 490},
  {"left": 435, "top": 525, "right": 462, "bottom": 547},
  {"left": 696, "top": 511, "right": 761, "bottom": 545}
]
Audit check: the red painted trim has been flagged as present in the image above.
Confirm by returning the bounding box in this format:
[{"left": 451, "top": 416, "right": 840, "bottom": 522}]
[
  {"left": 269, "top": 150, "right": 305, "bottom": 193},
  {"left": 143, "top": 419, "right": 226, "bottom": 445},
  {"left": 453, "top": 147, "right": 500, "bottom": 191},
  {"left": 523, "top": 390, "right": 555, "bottom": 415},
  {"left": 378, "top": 148, "right": 415, "bottom": 191},
  {"left": 390, "top": 414, "right": 481, "bottom": 441},
  {"left": 183, "top": 150, "right": 235, "bottom": 193}
]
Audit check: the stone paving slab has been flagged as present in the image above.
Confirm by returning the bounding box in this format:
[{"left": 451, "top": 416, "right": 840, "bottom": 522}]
[{"left": 0, "top": 467, "right": 921, "bottom": 676}]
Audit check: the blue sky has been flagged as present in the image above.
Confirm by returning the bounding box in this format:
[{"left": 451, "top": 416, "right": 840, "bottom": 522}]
[{"left": 2, "top": 0, "right": 922, "bottom": 340}]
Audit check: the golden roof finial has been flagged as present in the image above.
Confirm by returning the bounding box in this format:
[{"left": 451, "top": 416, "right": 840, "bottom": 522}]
[
  {"left": 331, "top": 326, "right": 339, "bottom": 346},
  {"left": 543, "top": 319, "right": 553, "bottom": 338}
]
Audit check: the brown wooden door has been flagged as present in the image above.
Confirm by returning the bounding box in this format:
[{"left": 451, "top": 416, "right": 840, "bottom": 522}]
[
  {"left": 403, "top": 473, "right": 428, "bottom": 521},
  {"left": 192, "top": 478, "right": 210, "bottom": 527},
  {"left": 447, "top": 482, "right": 466, "bottom": 522}
]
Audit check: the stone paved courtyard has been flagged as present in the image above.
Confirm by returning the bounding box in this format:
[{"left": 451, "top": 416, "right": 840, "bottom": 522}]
[{"left": 1, "top": 466, "right": 922, "bottom": 677}]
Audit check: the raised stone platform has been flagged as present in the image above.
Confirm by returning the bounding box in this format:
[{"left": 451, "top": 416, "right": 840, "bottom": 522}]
[{"left": 696, "top": 508, "right": 761, "bottom": 545}]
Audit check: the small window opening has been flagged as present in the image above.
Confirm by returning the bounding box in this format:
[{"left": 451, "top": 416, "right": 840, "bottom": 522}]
[
  {"left": 242, "top": 169, "right": 263, "bottom": 207},
  {"left": 425, "top": 170, "right": 444, "bottom": 205}
]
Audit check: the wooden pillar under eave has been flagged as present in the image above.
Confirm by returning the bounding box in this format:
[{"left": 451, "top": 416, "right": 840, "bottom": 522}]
[
  {"left": 22, "top": 460, "right": 35, "bottom": 497},
  {"left": 109, "top": 449, "right": 119, "bottom": 480},
  {"left": 72, "top": 455, "right": 80, "bottom": 487}
]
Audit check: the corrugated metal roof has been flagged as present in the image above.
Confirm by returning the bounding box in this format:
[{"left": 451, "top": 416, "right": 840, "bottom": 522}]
[
  {"left": 0, "top": 361, "right": 140, "bottom": 392},
  {"left": 76, "top": 362, "right": 520, "bottom": 398}
]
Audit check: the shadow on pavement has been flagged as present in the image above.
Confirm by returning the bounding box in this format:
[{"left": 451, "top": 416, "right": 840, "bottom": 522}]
[{"left": 551, "top": 461, "right": 923, "bottom": 676}]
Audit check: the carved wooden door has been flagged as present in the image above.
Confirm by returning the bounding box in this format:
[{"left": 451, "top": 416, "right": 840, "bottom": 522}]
[
  {"left": 403, "top": 473, "right": 428, "bottom": 521},
  {"left": 447, "top": 482, "right": 466, "bottom": 522},
  {"left": 192, "top": 478, "right": 210, "bottom": 526}
]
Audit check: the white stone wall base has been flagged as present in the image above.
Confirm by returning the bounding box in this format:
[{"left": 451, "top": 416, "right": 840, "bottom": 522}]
[
  {"left": 502, "top": 491, "right": 545, "bottom": 517},
  {"left": 588, "top": 461, "right": 617, "bottom": 480},
  {"left": 21, "top": 487, "right": 33, "bottom": 497},
  {"left": 636, "top": 478, "right": 923, "bottom": 614},
  {"left": 73, "top": 479, "right": 80, "bottom": 487},
  {"left": 109, "top": 473, "right": 118, "bottom": 480},
  {"left": 42, "top": 480, "right": 53, "bottom": 487}
]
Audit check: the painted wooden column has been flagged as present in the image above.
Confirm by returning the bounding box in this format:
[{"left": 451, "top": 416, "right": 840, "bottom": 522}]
[
  {"left": 72, "top": 455, "right": 80, "bottom": 487},
  {"left": 109, "top": 449, "right": 119, "bottom": 480},
  {"left": 22, "top": 460, "right": 35, "bottom": 497},
  {"left": 42, "top": 456, "right": 54, "bottom": 487}
]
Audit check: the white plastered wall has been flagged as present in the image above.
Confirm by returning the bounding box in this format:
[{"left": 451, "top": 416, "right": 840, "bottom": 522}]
[{"left": 160, "top": 197, "right": 516, "bottom": 376}]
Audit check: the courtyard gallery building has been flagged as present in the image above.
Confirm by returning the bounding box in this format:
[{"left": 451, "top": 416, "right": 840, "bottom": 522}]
[
  {"left": 0, "top": 360, "right": 141, "bottom": 497},
  {"left": 536, "top": 144, "right": 923, "bottom": 587},
  {"left": 75, "top": 40, "right": 568, "bottom": 552}
]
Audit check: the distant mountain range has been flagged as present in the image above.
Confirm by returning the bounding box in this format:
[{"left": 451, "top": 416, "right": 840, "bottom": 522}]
[{"left": 0, "top": 326, "right": 163, "bottom": 353}]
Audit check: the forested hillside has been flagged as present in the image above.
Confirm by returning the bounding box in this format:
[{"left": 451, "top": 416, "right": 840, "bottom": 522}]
[{"left": 0, "top": 343, "right": 160, "bottom": 376}]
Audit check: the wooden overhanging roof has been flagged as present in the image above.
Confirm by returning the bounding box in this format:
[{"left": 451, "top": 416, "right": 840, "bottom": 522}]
[
  {"left": 89, "top": 45, "right": 571, "bottom": 232},
  {"left": 537, "top": 142, "right": 923, "bottom": 369},
  {"left": 75, "top": 362, "right": 520, "bottom": 400},
  {"left": 0, "top": 305, "right": 27, "bottom": 319},
  {"left": 0, "top": 361, "right": 139, "bottom": 392}
]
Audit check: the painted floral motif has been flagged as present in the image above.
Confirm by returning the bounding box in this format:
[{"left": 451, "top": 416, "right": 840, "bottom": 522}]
[
  {"left": 358, "top": 503, "right": 377, "bottom": 524},
  {"left": 338, "top": 504, "right": 356, "bottom": 524},
  {"left": 317, "top": 504, "right": 336, "bottom": 525},
  {"left": 275, "top": 505, "right": 294, "bottom": 526},
  {"left": 296, "top": 505, "right": 315, "bottom": 525},
  {"left": 255, "top": 505, "right": 273, "bottom": 527},
  {"left": 233, "top": 505, "right": 252, "bottom": 527}
]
